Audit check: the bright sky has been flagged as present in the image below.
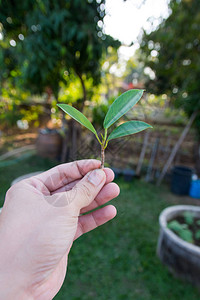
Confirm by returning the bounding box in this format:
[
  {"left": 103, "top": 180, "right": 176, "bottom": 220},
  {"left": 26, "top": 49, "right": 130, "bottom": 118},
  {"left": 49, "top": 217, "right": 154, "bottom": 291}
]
[{"left": 104, "top": 0, "right": 170, "bottom": 59}]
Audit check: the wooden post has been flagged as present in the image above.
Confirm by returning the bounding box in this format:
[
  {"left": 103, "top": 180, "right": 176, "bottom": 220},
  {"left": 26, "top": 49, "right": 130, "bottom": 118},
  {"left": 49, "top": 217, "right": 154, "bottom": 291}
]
[
  {"left": 136, "top": 130, "right": 150, "bottom": 176},
  {"left": 71, "top": 120, "right": 77, "bottom": 160},
  {"left": 61, "top": 112, "right": 68, "bottom": 163},
  {"left": 145, "top": 137, "right": 160, "bottom": 182},
  {"left": 163, "top": 136, "right": 171, "bottom": 161},
  {"left": 157, "top": 111, "right": 197, "bottom": 186}
]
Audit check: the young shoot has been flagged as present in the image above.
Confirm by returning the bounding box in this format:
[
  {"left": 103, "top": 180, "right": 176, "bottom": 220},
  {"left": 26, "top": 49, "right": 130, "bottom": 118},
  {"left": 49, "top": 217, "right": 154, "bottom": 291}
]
[{"left": 57, "top": 89, "right": 152, "bottom": 168}]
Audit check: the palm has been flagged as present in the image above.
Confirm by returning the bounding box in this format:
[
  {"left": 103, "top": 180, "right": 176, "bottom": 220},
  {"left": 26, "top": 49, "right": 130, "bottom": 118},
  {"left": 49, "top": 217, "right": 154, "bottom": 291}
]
[{"left": 19, "top": 160, "right": 119, "bottom": 299}]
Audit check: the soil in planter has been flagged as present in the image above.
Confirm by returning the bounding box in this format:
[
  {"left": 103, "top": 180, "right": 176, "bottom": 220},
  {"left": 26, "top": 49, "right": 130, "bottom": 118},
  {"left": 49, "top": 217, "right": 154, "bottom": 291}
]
[{"left": 168, "top": 215, "right": 200, "bottom": 246}]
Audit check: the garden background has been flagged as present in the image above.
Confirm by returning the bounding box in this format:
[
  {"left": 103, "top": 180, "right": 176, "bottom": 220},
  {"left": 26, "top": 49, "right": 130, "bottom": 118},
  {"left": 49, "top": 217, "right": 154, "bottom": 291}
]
[{"left": 1, "top": 0, "right": 200, "bottom": 299}]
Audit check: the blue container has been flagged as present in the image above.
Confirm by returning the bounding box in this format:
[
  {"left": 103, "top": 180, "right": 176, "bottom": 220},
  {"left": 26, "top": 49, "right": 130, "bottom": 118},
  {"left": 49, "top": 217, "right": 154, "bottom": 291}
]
[{"left": 189, "top": 180, "right": 200, "bottom": 199}]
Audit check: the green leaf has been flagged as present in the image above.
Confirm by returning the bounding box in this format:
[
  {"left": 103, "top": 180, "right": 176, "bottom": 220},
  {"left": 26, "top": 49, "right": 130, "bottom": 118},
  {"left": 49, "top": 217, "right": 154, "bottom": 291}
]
[
  {"left": 57, "top": 104, "right": 97, "bottom": 135},
  {"left": 179, "top": 229, "right": 194, "bottom": 244},
  {"left": 107, "top": 121, "right": 152, "bottom": 141},
  {"left": 168, "top": 220, "right": 194, "bottom": 244},
  {"left": 183, "top": 211, "right": 194, "bottom": 225},
  {"left": 168, "top": 220, "right": 185, "bottom": 232},
  {"left": 103, "top": 89, "right": 144, "bottom": 129}
]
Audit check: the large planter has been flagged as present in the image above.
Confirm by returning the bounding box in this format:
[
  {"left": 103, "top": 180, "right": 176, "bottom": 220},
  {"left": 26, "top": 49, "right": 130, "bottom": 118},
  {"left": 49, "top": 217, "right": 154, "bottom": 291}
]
[
  {"left": 157, "top": 205, "right": 200, "bottom": 286},
  {"left": 36, "top": 129, "right": 62, "bottom": 160}
]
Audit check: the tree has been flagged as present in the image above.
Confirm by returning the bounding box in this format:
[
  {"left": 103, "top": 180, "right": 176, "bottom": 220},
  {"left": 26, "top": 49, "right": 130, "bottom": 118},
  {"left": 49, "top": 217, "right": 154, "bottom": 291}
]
[
  {"left": 0, "top": 0, "right": 120, "bottom": 160},
  {"left": 140, "top": 0, "right": 200, "bottom": 172},
  {"left": 0, "top": 0, "right": 120, "bottom": 106},
  {"left": 140, "top": 0, "right": 200, "bottom": 131}
]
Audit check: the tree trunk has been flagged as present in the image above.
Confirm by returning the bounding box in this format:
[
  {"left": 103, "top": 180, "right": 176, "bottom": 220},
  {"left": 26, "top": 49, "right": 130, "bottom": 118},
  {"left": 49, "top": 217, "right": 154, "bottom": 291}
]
[
  {"left": 45, "top": 86, "right": 53, "bottom": 104},
  {"left": 71, "top": 119, "right": 77, "bottom": 160},
  {"left": 76, "top": 71, "right": 87, "bottom": 111},
  {"left": 73, "top": 71, "right": 87, "bottom": 158},
  {"left": 61, "top": 111, "right": 68, "bottom": 163},
  {"left": 45, "top": 86, "right": 53, "bottom": 121}
]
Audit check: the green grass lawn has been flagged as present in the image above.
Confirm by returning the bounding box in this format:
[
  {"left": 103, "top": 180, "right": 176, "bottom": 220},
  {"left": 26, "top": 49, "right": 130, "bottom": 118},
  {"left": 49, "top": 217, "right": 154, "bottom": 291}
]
[{"left": 0, "top": 155, "right": 199, "bottom": 299}]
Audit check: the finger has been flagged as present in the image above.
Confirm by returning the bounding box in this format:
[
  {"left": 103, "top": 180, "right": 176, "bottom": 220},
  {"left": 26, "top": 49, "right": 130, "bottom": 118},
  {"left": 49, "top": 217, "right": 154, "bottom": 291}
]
[
  {"left": 51, "top": 168, "right": 115, "bottom": 194},
  {"left": 74, "top": 205, "right": 117, "bottom": 240},
  {"left": 68, "top": 169, "right": 106, "bottom": 210},
  {"left": 80, "top": 182, "right": 120, "bottom": 214},
  {"left": 48, "top": 168, "right": 107, "bottom": 208},
  {"left": 33, "top": 159, "right": 101, "bottom": 192},
  {"left": 104, "top": 167, "right": 115, "bottom": 182},
  {"left": 52, "top": 179, "right": 80, "bottom": 193}
]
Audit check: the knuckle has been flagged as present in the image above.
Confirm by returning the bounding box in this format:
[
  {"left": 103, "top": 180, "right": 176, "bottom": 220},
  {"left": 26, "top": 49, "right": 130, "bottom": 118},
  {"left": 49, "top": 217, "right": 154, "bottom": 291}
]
[
  {"left": 5, "top": 186, "right": 13, "bottom": 199},
  {"left": 5, "top": 180, "right": 27, "bottom": 200}
]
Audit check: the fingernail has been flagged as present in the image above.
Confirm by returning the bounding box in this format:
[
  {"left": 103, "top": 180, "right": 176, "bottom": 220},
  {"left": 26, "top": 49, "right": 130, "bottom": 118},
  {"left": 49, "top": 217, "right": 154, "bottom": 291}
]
[{"left": 87, "top": 169, "right": 105, "bottom": 186}]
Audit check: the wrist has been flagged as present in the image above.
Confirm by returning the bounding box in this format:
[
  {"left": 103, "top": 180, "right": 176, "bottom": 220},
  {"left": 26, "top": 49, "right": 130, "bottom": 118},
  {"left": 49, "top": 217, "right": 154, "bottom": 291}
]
[
  {"left": 0, "top": 272, "right": 34, "bottom": 300},
  {"left": 0, "top": 231, "right": 34, "bottom": 300}
]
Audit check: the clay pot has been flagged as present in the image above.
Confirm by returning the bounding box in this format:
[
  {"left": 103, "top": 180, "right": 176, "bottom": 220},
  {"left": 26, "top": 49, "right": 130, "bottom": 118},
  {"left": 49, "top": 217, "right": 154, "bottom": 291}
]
[
  {"left": 36, "top": 129, "right": 62, "bottom": 160},
  {"left": 157, "top": 205, "right": 200, "bottom": 287}
]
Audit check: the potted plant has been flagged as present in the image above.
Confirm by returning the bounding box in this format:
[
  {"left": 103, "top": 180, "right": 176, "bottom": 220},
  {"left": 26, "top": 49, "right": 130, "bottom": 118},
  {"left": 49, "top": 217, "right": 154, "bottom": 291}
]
[
  {"left": 57, "top": 89, "right": 152, "bottom": 168},
  {"left": 157, "top": 205, "right": 200, "bottom": 287}
]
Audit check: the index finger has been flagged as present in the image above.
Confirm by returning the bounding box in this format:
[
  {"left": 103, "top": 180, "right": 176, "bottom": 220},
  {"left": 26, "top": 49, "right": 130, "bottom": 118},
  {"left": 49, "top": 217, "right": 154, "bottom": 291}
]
[{"left": 34, "top": 159, "right": 101, "bottom": 192}]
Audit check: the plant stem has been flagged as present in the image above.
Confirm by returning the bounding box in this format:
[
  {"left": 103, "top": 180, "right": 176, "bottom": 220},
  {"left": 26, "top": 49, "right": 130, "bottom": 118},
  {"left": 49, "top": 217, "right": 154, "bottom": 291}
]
[
  {"left": 101, "top": 143, "right": 105, "bottom": 169},
  {"left": 100, "top": 128, "right": 107, "bottom": 168},
  {"left": 95, "top": 133, "right": 102, "bottom": 145}
]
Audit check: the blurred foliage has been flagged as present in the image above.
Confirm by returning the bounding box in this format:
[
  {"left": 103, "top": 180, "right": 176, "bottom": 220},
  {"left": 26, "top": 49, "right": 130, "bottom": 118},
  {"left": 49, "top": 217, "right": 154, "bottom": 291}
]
[
  {"left": 101, "top": 46, "right": 121, "bottom": 99},
  {"left": 0, "top": 98, "right": 44, "bottom": 129},
  {"left": 92, "top": 103, "right": 108, "bottom": 126},
  {"left": 0, "top": 81, "right": 48, "bottom": 129},
  {"left": 140, "top": 0, "right": 200, "bottom": 133},
  {"left": 0, "top": 99, "right": 22, "bottom": 127},
  {"left": 123, "top": 55, "right": 146, "bottom": 87},
  {"left": 0, "top": 0, "right": 120, "bottom": 125}
]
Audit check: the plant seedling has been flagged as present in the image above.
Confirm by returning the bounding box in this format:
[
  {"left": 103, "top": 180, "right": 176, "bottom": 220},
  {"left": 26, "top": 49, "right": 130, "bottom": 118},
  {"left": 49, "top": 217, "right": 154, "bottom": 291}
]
[
  {"left": 183, "top": 211, "right": 195, "bottom": 225},
  {"left": 168, "top": 220, "right": 194, "bottom": 244},
  {"left": 57, "top": 89, "right": 152, "bottom": 168}
]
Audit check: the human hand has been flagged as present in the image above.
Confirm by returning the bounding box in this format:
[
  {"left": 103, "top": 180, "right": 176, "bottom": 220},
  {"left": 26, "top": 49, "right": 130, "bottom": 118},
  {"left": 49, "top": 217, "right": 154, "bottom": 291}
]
[{"left": 0, "top": 159, "right": 119, "bottom": 300}]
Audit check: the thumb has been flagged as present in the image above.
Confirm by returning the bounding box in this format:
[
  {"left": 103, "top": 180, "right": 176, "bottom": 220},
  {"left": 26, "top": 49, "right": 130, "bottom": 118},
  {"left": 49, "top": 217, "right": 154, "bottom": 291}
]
[{"left": 68, "top": 168, "right": 106, "bottom": 210}]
